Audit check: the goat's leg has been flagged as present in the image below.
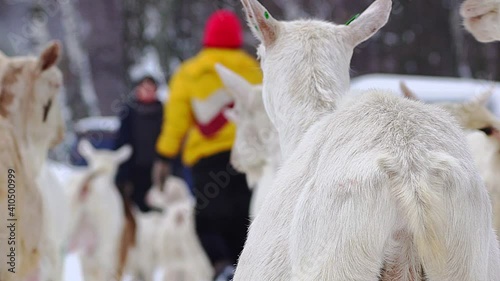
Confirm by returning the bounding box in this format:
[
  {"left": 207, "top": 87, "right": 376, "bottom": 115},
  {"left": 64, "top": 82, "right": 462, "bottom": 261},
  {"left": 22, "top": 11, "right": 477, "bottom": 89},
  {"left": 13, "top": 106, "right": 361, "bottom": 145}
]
[
  {"left": 289, "top": 178, "right": 397, "bottom": 281},
  {"left": 52, "top": 251, "right": 64, "bottom": 281}
]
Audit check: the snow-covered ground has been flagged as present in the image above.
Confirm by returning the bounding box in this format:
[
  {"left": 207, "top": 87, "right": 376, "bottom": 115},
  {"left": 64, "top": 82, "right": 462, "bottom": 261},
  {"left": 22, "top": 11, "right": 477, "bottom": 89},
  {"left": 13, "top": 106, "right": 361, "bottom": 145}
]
[
  {"left": 63, "top": 253, "right": 164, "bottom": 281},
  {"left": 63, "top": 254, "right": 84, "bottom": 281},
  {"left": 351, "top": 74, "right": 500, "bottom": 116}
]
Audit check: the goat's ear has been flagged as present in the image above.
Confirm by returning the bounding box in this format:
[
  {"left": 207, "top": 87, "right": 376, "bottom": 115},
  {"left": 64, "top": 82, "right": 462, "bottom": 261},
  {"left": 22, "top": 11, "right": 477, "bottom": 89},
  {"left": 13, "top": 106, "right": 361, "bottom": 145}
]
[
  {"left": 400, "top": 81, "right": 419, "bottom": 101},
  {"left": 115, "top": 144, "right": 132, "bottom": 163},
  {"left": 471, "top": 88, "right": 494, "bottom": 106},
  {"left": 224, "top": 108, "right": 239, "bottom": 123},
  {"left": 215, "top": 63, "right": 253, "bottom": 105},
  {"left": 37, "top": 41, "right": 61, "bottom": 73},
  {"left": 78, "top": 139, "right": 95, "bottom": 159},
  {"left": 241, "top": 0, "right": 281, "bottom": 46},
  {"left": 343, "top": 0, "right": 392, "bottom": 47}
]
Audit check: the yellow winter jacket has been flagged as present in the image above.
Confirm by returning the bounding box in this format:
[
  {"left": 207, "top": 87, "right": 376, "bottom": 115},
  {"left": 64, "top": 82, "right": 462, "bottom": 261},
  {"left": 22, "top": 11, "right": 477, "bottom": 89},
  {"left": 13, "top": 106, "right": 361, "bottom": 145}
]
[{"left": 156, "top": 48, "right": 263, "bottom": 166}]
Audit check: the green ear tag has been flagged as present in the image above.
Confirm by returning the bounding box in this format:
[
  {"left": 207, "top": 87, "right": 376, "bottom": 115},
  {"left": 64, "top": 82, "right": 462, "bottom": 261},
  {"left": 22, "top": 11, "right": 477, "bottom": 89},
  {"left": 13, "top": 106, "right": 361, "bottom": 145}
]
[
  {"left": 264, "top": 11, "right": 270, "bottom": 19},
  {"left": 345, "top": 13, "right": 360, "bottom": 26}
]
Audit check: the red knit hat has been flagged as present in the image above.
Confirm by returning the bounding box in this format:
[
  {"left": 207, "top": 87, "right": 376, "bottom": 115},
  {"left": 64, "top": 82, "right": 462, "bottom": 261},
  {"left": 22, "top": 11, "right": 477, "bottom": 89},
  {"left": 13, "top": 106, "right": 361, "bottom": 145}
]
[{"left": 203, "top": 10, "right": 243, "bottom": 49}]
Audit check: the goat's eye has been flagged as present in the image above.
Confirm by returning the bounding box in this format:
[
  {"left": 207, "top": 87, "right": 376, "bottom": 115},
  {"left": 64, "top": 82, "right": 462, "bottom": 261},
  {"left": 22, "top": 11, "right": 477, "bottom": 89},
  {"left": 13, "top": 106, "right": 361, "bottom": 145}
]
[
  {"left": 43, "top": 99, "right": 53, "bottom": 122},
  {"left": 479, "top": 127, "right": 493, "bottom": 136}
]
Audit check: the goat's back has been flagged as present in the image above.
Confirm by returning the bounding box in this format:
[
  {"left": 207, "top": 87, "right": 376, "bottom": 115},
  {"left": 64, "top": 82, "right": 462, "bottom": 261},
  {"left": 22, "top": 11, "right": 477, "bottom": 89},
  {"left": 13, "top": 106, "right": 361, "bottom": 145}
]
[{"left": 235, "top": 90, "right": 495, "bottom": 280}]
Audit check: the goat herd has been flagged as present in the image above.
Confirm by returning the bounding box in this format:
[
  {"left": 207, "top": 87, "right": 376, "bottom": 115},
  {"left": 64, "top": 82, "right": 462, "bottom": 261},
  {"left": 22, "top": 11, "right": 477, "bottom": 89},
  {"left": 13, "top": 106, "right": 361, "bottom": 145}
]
[{"left": 1, "top": 0, "right": 500, "bottom": 280}]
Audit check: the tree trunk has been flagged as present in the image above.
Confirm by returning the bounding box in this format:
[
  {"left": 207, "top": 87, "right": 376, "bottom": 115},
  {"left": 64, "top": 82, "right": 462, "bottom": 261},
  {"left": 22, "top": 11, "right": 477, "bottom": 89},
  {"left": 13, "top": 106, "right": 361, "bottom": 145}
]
[{"left": 60, "top": 0, "right": 101, "bottom": 117}]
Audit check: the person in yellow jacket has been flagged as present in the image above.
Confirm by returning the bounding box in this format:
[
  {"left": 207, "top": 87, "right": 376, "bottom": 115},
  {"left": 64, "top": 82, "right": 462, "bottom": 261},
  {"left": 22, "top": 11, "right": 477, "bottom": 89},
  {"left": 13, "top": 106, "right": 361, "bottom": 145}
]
[{"left": 152, "top": 9, "right": 262, "bottom": 280}]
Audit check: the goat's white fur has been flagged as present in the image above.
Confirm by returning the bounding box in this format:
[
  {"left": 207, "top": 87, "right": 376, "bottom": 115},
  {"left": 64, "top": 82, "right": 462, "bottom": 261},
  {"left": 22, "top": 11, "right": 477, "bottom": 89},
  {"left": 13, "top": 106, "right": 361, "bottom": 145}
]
[
  {"left": 125, "top": 210, "right": 162, "bottom": 281},
  {"left": 468, "top": 132, "right": 500, "bottom": 235},
  {"left": 234, "top": 0, "right": 500, "bottom": 280},
  {"left": 401, "top": 82, "right": 500, "bottom": 240},
  {"left": 215, "top": 64, "right": 282, "bottom": 218},
  {"left": 150, "top": 177, "right": 214, "bottom": 281},
  {"left": 67, "top": 140, "right": 131, "bottom": 281},
  {"left": 36, "top": 164, "right": 69, "bottom": 281}
]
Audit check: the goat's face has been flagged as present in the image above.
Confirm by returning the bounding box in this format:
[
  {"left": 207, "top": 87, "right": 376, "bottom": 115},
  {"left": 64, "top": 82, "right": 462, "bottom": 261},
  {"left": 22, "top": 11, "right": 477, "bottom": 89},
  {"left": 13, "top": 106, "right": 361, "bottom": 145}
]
[
  {"left": 78, "top": 139, "right": 132, "bottom": 175},
  {"left": 442, "top": 91, "right": 500, "bottom": 142},
  {"left": 0, "top": 42, "right": 65, "bottom": 147},
  {"left": 215, "top": 64, "right": 277, "bottom": 182},
  {"left": 241, "top": 0, "right": 392, "bottom": 132},
  {"left": 461, "top": 0, "right": 500, "bottom": 43}
]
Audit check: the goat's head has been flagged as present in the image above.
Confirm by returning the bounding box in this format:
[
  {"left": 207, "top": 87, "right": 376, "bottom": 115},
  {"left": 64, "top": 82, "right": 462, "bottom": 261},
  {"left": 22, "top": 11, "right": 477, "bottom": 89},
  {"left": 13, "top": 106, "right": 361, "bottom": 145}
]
[
  {"left": 78, "top": 139, "right": 132, "bottom": 175},
  {"left": 146, "top": 176, "right": 193, "bottom": 210},
  {"left": 461, "top": 0, "right": 500, "bottom": 43},
  {"left": 215, "top": 64, "right": 278, "bottom": 184},
  {"left": 445, "top": 90, "right": 500, "bottom": 142},
  {"left": 0, "top": 41, "right": 65, "bottom": 148},
  {"left": 241, "top": 0, "right": 392, "bottom": 133},
  {"left": 167, "top": 200, "right": 195, "bottom": 230},
  {"left": 400, "top": 82, "right": 500, "bottom": 142}
]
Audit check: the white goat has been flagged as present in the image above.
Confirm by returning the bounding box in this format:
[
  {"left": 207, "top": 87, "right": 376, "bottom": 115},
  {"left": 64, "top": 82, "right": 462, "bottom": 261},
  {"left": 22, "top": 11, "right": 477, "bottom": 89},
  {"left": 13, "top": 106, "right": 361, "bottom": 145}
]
[
  {"left": 124, "top": 210, "right": 162, "bottom": 281},
  {"left": 401, "top": 82, "right": 500, "bottom": 237},
  {"left": 215, "top": 64, "right": 281, "bottom": 219},
  {"left": 0, "top": 42, "right": 65, "bottom": 281},
  {"left": 461, "top": 0, "right": 500, "bottom": 42},
  {"left": 234, "top": 0, "right": 500, "bottom": 280},
  {"left": 67, "top": 139, "right": 131, "bottom": 281},
  {"left": 148, "top": 177, "right": 213, "bottom": 281}
]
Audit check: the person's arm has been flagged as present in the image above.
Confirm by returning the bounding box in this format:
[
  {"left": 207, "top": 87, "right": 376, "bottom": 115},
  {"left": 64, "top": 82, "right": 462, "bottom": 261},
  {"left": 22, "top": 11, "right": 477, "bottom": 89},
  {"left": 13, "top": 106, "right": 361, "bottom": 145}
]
[
  {"left": 153, "top": 69, "right": 193, "bottom": 187},
  {"left": 156, "top": 69, "right": 193, "bottom": 160},
  {"left": 115, "top": 104, "right": 133, "bottom": 149}
]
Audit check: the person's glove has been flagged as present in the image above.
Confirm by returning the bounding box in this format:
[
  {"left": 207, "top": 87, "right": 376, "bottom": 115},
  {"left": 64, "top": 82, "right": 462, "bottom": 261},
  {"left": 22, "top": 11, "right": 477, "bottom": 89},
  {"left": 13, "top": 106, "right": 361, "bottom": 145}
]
[{"left": 152, "top": 159, "right": 171, "bottom": 190}]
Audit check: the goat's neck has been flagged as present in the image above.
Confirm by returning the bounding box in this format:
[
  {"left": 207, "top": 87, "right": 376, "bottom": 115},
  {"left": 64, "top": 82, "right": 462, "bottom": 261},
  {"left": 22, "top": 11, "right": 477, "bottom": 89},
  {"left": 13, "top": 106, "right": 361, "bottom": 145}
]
[
  {"left": 8, "top": 117, "right": 50, "bottom": 177},
  {"left": 23, "top": 140, "right": 50, "bottom": 177},
  {"left": 269, "top": 82, "right": 345, "bottom": 159},
  {"left": 265, "top": 47, "right": 351, "bottom": 159},
  {"left": 89, "top": 166, "right": 117, "bottom": 185}
]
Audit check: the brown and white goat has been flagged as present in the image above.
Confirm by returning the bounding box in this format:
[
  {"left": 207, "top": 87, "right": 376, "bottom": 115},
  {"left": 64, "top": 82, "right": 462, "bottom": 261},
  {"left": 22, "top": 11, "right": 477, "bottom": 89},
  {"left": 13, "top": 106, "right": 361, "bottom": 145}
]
[{"left": 0, "top": 42, "right": 65, "bottom": 281}]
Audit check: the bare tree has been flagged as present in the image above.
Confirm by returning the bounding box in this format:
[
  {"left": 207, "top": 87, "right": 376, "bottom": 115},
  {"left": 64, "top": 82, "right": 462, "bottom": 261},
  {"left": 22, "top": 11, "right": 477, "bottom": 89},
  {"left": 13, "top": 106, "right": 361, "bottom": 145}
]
[{"left": 60, "top": 0, "right": 101, "bottom": 117}]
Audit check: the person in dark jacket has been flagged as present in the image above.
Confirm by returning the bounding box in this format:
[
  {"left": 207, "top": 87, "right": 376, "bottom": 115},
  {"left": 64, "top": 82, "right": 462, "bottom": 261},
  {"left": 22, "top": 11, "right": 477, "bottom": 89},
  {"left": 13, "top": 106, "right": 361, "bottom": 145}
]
[{"left": 115, "top": 76, "right": 164, "bottom": 212}]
